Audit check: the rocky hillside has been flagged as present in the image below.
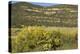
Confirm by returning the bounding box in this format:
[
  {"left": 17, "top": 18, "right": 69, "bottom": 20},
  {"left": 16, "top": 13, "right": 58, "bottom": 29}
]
[{"left": 10, "top": 2, "right": 78, "bottom": 27}]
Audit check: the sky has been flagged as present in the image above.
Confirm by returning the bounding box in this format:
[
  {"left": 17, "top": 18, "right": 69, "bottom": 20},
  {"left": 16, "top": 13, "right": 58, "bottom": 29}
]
[
  {"left": 30, "top": 2, "right": 59, "bottom": 7},
  {"left": 11, "top": 1, "right": 59, "bottom": 7}
]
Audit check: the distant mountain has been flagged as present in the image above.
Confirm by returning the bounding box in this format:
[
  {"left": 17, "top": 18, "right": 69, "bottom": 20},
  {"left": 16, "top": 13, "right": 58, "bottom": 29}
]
[
  {"left": 48, "top": 4, "right": 78, "bottom": 10},
  {"left": 11, "top": 2, "right": 43, "bottom": 8},
  {"left": 10, "top": 2, "right": 78, "bottom": 27}
]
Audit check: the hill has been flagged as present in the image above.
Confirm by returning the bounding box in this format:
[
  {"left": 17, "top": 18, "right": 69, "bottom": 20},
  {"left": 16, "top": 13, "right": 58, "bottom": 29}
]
[{"left": 10, "top": 2, "right": 78, "bottom": 27}]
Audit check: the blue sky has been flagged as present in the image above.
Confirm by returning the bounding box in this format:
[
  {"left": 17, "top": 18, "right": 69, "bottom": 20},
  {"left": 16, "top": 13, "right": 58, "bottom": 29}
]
[{"left": 30, "top": 2, "right": 59, "bottom": 7}]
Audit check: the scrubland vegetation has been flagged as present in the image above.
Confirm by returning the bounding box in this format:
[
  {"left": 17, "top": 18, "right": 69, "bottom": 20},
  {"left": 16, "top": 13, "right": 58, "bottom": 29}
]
[{"left": 10, "top": 26, "right": 77, "bottom": 52}]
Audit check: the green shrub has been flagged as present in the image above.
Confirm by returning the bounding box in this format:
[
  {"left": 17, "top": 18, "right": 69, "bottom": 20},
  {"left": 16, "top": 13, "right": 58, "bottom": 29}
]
[{"left": 11, "top": 27, "right": 66, "bottom": 52}]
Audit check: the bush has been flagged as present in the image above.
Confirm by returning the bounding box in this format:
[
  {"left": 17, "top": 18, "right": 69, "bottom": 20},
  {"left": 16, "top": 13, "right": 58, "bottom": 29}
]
[{"left": 11, "top": 27, "right": 63, "bottom": 52}]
